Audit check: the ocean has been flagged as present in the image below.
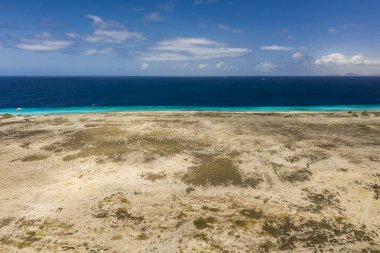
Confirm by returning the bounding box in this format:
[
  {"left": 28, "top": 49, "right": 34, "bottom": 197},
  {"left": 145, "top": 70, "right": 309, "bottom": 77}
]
[{"left": 0, "top": 76, "right": 379, "bottom": 114}]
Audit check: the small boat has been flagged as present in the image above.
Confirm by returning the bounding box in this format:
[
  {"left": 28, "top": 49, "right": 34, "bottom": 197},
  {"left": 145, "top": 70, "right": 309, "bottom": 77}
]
[{"left": 16, "top": 108, "right": 23, "bottom": 112}]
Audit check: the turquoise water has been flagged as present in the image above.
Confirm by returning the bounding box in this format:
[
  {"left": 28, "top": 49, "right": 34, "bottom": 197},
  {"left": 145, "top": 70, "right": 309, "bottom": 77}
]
[{"left": 1, "top": 105, "right": 380, "bottom": 115}]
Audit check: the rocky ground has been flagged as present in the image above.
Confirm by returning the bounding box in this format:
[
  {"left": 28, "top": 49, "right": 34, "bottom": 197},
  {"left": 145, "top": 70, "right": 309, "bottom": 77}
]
[{"left": 0, "top": 111, "right": 379, "bottom": 252}]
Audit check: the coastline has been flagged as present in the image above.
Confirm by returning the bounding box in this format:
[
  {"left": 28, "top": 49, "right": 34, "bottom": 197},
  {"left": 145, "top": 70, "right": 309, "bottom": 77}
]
[
  {"left": 1, "top": 104, "right": 380, "bottom": 115},
  {"left": 1, "top": 111, "right": 379, "bottom": 252}
]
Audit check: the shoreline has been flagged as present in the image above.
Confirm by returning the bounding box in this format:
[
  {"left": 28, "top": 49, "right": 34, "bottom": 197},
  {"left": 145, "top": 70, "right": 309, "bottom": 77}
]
[{"left": 1, "top": 104, "right": 380, "bottom": 115}]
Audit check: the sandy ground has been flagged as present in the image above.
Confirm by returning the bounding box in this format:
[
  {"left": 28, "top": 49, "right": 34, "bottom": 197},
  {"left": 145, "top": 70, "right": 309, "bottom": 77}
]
[{"left": 0, "top": 111, "right": 379, "bottom": 253}]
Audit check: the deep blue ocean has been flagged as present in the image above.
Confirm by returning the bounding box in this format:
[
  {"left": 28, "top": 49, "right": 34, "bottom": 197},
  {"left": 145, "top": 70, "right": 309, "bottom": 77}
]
[{"left": 0, "top": 76, "right": 379, "bottom": 114}]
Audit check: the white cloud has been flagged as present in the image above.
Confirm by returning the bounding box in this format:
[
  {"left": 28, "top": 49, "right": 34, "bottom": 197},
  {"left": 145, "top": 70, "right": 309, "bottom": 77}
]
[
  {"left": 261, "top": 45, "right": 295, "bottom": 51},
  {"left": 141, "top": 37, "right": 250, "bottom": 61},
  {"left": 141, "top": 63, "right": 149, "bottom": 70},
  {"left": 315, "top": 53, "right": 380, "bottom": 66},
  {"left": 66, "top": 32, "right": 80, "bottom": 38},
  {"left": 328, "top": 27, "right": 337, "bottom": 34},
  {"left": 198, "top": 63, "right": 208, "bottom": 70},
  {"left": 157, "top": 2, "right": 174, "bottom": 12},
  {"left": 216, "top": 61, "right": 224, "bottom": 68},
  {"left": 16, "top": 33, "right": 73, "bottom": 51},
  {"left": 82, "top": 47, "right": 114, "bottom": 56},
  {"left": 85, "top": 30, "right": 143, "bottom": 43},
  {"left": 217, "top": 24, "right": 242, "bottom": 34},
  {"left": 84, "top": 15, "right": 144, "bottom": 43},
  {"left": 292, "top": 52, "right": 304, "bottom": 60},
  {"left": 256, "top": 63, "right": 277, "bottom": 72},
  {"left": 87, "top": 15, "right": 103, "bottom": 24},
  {"left": 144, "top": 12, "right": 164, "bottom": 21},
  {"left": 82, "top": 49, "right": 98, "bottom": 56}
]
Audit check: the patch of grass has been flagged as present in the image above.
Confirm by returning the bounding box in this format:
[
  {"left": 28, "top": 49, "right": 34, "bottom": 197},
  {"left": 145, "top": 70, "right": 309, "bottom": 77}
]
[
  {"left": 361, "top": 111, "right": 369, "bottom": 116},
  {"left": 84, "top": 124, "right": 102, "bottom": 128},
  {"left": 244, "top": 176, "right": 264, "bottom": 188},
  {"left": 183, "top": 156, "right": 243, "bottom": 186},
  {"left": 369, "top": 184, "right": 380, "bottom": 200},
  {"left": 1, "top": 114, "right": 13, "bottom": 119},
  {"left": 115, "top": 207, "right": 130, "bottom": 220},
  {"left": 45, "top": 126, "right": 207, "bottom": 163},
  {"left": 92, "top": 192, "right": 133, "bottom": 220},
  {"left": 141, "top": 172, "right": 166, "bottom": 182},
  {"left": 47, "top": 117, "right": 70, "bottom": 125},
  {"left": 39, "top": 219, "right": 73, "bottom": 232},
  {"left": 259, "top": 240, "right": 276, "bottom": 252},
  {"left": 111, "top": 235, "right": 122, "bottom": 240},
  {"left": 193, "top": 112, "right": 230, "bottom": 118},
  {"left": 15, "top": 218, "right": 38, "bottom": 228},
  {"left": 0, "top": 218, "right": 73, "bottom": 250},
  {"left": 177, "top": 211, "right": 187, "bottom": 220},
  {"left": 20, "top": 154, "right": 48, "bottom": 162},
  {"left": 0, "top": 217, "right": 13, "bottom": 228},
  {"left": 182, "top": 154, "right": 263, "bottom": 188},
  {"left": 95, "top": 194, "right": 143, "bottom": 222},
  {"left": 202, "top": 206, "right": 220, "bottom": 212},
  {"left": 136, "top": 234, "right": 148, "bottom": 240},
  {"left": 2, "top": 129, "right": 49, "bottom": 140},
  {"left": 20, "top": 142, "right": 31, "bottom": 149},
  {"left": 193, "top": 218, "right": 208, "bottom": 229},
  {"left": 0, "top": 232, "right": 41, "bottom": 249},
  {"left": 194, "top": 233, "right": 209, "bottom": 242},
  {"left": 233, "top": 219, "right": 247, "bottom": 227},
  {"left": 278, "top": 168, "right": 312, "bottom": 183},
  {"left": 185, "top": 187, "right": 195, "bottom": 194},
  {"left": 240, "top": 208, "right": 263, "bottom": 219},
  {"left": 262, "top": 215, "right": 374, "bottom": 250},
  {"left": 302, "top": 189, "right": 342, "bottom": 213},
  {"left": 205, "top": 216, "right": 217, "bottom": 224}
]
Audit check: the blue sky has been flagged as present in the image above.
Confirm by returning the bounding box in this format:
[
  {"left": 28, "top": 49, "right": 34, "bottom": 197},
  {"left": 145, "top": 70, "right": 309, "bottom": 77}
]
[{"left": 1, "top": 0, "right": 380, "bottom": 76}]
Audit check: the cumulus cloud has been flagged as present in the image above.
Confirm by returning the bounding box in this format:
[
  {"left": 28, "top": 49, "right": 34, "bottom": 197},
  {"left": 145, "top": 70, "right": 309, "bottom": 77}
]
[
  {"left": 261, "top": 45, "right": 295, "bottom": 51},
  {"left": 315, "top": 53, "right": 380, "bottom": 66},
  {"left": 144, "top": 12, "right": 165, "bottom": 21},
  {"left": 198, "top": 63, "right": 208, "bottom": 70},
  {"left": 84, "top": 15, "right": 144, "bottom": 43},
  {"left": 141, "top": 62, "right": 149, "bottom": 70},
  {"left": 141, "top": 37, "right": 250, "bottom": 61},
  {"left": 256, "top": 62, "right": 277, "bottom": 72},
  {"left": 66, "top": 32, "right": 80, "bottom": 38},
  {"left": 292, "top": 52, "right": 304, "bottom": 60},
  {"left": 16, "top": 32, "right": 73, "bottom": 51},
  {"left": 217, "top": 24, "right": 242, "bottom": 34},
  {"left": 216, "top": 61, "right": 224, "bottom": 68},
  {"left": 87, "top": 15, "right": 103, "bottom": 24},
  {"left": 82, "top": 47, "right": 114, "bottom": 56}
]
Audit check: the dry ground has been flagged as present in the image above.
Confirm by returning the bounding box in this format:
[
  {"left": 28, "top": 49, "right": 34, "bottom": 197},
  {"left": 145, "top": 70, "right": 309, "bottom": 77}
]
[{"left": 0, "top": 111, "right": 379, "bottom": 253}]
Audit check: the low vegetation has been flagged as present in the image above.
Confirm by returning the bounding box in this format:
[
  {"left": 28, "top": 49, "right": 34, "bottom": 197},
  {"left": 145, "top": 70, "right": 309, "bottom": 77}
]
[
  {"left": 141, "top": 172, "right": 167, "bottom": 182},
  {"left": 20, "top": 154, "right": 48, "bottom": 162},
  {"left": 44, "top": 126, "right": 208, "bottom": 163}
]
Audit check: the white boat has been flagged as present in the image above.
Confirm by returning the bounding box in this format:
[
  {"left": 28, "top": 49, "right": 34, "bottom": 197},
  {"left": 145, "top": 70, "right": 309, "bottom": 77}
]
[{"left": 16, "top": 108, "right": 23, "bottom": 112}]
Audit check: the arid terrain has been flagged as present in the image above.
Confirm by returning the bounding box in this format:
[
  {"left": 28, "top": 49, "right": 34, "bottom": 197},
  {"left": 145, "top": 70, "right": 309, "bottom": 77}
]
[{"left": 0, "top": 111, "right": 379, "bottom": 253}]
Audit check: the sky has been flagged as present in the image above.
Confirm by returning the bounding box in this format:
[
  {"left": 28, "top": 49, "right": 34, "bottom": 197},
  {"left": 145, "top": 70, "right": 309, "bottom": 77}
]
[{"left": 0, "top": 0, "right": 380, "bottom": 76}]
